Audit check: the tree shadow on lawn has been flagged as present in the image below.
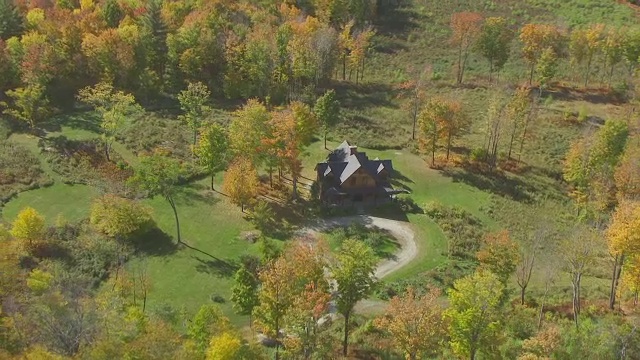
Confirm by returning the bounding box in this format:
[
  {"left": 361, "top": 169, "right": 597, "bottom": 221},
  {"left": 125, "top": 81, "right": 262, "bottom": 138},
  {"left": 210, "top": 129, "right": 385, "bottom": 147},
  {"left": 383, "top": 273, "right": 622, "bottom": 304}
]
[
  {"left": 332, "top": 82, "right": 398, "bottom": 110},
  {"left": 132, "top": 227, "right": 178, "bottom": 256},
  {"left": 441, "top": 165, "right": 537, "bottom": 203},
  {"left": 192, "top": 255, "right": 239, "bottom": 278},
  {"left": 43, "top": 112, "right": 102, "bottom": 134}
]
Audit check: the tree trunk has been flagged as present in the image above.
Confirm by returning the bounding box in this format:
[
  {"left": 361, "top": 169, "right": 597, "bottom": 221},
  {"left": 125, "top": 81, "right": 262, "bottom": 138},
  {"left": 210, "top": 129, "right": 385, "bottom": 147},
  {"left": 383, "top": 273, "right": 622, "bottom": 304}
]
[
  {"left": 355, "top": 69, "right": 359, "bottom": 85},
  {"left": 489, "top": 59, "right": 494, "bottom": 83},
  {"left": 292, "top": 176, "right": 298, "bottom": 200},
  {"left": 342, "top": 53, "right": 346, "bottom": 80},
  {"left": 529, "top": 64, "right": 535, "bottom": 85},
  {"left": 610, "top": 253, "right": 624, "bottom": 309},
  {"left": 456, "top": 44, "right": 463, "bottom": 84},
  {"left": 446, "top": 132, "right": 452, "bottom": 160},
  {"left": 584, "top": 56, "right": 592, "bottom": 88},
  {"left": 412, "top": 101, "right": 418, "bottom": 140},
  {"left": 521, "top": 285, "right": 527, "bottom": 305},
  {"left": 241, "top": 203, "right": 244, "bottom": 213},
  {"left": 507, "top": 125, "right": 517, "bottom": 160},
  {"left": 518, "top": 112, "right": 531, "bottom": 162},
  {"left": 324, "top": 132, "right": 328, "bottom": 149},
  {"left": 342, "top": 311, "right": 350, "bottom": 356},
  {"left": 167, "top": 196, "right": 181, "bottom": 244},
  {"left": 211, "top": 173, "right": 215, "bottom": 191},
  {"left": 105, "top": 141, "right": 111, "bottom": 162}
]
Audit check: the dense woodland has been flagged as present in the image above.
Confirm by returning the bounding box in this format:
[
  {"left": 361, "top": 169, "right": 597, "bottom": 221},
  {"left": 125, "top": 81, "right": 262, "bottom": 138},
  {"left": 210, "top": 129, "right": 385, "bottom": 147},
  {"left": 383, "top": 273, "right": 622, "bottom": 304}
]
[{"left": 3, "top": 0, "right": 640, "bottom": 359}]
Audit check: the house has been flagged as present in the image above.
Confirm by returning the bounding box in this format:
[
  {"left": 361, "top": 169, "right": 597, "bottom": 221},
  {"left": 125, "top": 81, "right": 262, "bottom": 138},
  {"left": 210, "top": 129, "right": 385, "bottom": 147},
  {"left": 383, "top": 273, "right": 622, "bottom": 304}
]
[{"left": 315, "top": 141, "right": 408, "bottom": 206}]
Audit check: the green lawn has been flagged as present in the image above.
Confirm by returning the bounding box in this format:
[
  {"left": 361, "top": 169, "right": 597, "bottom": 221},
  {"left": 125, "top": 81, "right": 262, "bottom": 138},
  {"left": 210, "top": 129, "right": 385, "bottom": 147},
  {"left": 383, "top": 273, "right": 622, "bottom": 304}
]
[{"left": 1, "top": 183, "right": 98, "bottom": 223}]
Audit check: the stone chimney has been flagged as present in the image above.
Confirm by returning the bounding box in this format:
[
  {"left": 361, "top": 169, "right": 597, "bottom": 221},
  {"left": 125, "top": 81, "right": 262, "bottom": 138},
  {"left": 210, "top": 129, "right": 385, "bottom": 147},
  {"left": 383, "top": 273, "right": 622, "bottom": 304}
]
[{"left": 349, "top": 146, "right": 358, "bottom": 155}]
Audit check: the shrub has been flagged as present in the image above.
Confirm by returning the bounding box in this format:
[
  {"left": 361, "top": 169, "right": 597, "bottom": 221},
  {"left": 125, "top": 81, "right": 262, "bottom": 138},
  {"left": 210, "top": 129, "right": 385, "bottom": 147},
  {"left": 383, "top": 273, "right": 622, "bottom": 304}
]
[
  {"left": 90, "top": 195, "right": 154, "bottom": 239},
  {"left": 469, "top": 147, "right": 488, "bottom": 163}
]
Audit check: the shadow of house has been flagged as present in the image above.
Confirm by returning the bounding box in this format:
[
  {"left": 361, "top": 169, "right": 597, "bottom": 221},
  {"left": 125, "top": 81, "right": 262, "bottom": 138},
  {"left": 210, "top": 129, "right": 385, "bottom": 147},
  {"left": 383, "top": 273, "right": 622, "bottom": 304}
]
[{"left": 315, "top": 141, "right": 409, "bottom": 207}]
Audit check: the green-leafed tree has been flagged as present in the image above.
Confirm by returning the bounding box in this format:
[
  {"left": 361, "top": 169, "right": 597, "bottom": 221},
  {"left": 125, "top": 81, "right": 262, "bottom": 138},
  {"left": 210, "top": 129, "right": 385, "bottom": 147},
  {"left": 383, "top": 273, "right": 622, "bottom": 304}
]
[
  {"left": 228, "top": 99, "right": 271, "bottom": 167},
  {"left": 3, "top": 83, "right": 49, "bottom": 130},
  {"left": 475, "top": 17, "right": 512, "bottom": 82},
  {"left": 195, "top": 123, "right": 229, "bottom": 191},
  {"left": 130, "top": 154, "right": 185, "bottom": 244},
  {"left": 230, "top": 265, "right": 259, "bottom": 328},
  {"left": 332, "top": 239, "right": 377, "bottom": 357},
  {"left": 178, "top": 81, "right": 212, "bottom": 147},
  {"left": 444, "top": 271, "right": 505, "bottom": 360},
  {"left": 77, "top": 82, "right": 143, "bottom": 161},
  {"left": 90, "top": 195, "right": 154, "bottom": 240},
  {"left": 314, "top": 89, "right": 340, "bottom": 149}
]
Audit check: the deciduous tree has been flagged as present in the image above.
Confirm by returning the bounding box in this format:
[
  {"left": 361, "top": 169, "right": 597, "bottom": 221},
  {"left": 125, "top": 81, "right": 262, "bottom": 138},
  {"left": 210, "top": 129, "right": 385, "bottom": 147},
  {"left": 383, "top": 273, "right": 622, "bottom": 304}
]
[
  {"left": 130, "top": 154, "right": 185, "bottom": 244},
  {"left": 77, "top": 82, "right": 143, "bottom": 162},
  {"left": 332, "top": 239, "right": 377, "bottom": 356},
  {"left": 375, "top": 287, "right": 446, "bottom": 360},
  {"left": 90, "top": 195, "right": 154, "bottom": 240},
  {"left": 561, "top": 225, "right": 601, "bottom": 328},
  {"left": 569, "top": 24, "right": 604, "bottom": 88},
  {"left": 314, "top": 89, "right": 340, "bottom": 149},
  {"left": 178, "top": 81, "right": 211, "bottom": 146},
  {"left": 230, "top": 265, "right": 259, "bottom": 327},
  {"left": 228, "top": 99, "right": 271, "bottom": 167},
  {"left": 3, "top": 83, "right": 49, "bottom": 130},
  {"left": 10, "top": 206, "right": 45, "bottom": 247},
  {"left": 475, "top": 17, "right": 512, "bottom": 82},
  {"left": 222, "top": 157, "right": 259, "bottom": 212},
  {"left": 194, "top": 123, "right": 229, "bottom": 191},
  {"left": 477, "top": 230, "right": 520, "bottom": 291},
  {"left": 520, "top": 24, "right": 563, "bottom": 85},
  {"left": 450, "top": 12, "right": 483, "bottom": 84},
  {"left": 445, "top": 271, "right": 505, "bottom": 360}
]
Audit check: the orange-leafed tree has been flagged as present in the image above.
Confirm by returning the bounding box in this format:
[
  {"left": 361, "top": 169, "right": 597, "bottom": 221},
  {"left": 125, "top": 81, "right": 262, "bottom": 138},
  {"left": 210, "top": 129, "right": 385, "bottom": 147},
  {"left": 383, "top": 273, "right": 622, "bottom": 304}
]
[
  {"left": 450, "top": 12, "right": 483, "bottom": 84},
  {"left": 418, "top": 98, "right": 467, "bottom": 164},
  {"left": 222, "top": 157, "right": 259, "bottom": 212},
  {"left": 477, "top": 230, "right": 520, "bottom": 289},
  {"left": 614, "top": 136, "right": 640, "bottom": 202},
  {"left": 374, "top": 287, "right": 446, "bottom": 360}
]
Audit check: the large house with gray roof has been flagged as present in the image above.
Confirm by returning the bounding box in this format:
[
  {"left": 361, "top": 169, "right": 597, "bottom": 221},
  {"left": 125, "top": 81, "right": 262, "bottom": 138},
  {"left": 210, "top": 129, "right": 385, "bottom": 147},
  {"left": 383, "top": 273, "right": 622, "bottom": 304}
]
[{"left": 315, "top": 141, "right": 407, "bottom": 206}]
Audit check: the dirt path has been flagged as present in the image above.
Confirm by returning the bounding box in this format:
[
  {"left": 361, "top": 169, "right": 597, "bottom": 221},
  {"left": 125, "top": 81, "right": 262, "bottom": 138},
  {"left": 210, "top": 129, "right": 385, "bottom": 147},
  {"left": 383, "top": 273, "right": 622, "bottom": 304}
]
[{"left": 302, "top": 215, "right": 418, "bottom": 279}]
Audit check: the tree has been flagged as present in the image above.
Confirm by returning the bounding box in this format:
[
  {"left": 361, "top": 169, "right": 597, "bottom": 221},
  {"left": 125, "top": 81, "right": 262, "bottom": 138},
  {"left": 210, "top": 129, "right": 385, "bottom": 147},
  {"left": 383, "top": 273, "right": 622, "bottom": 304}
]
[
  {"left": 602, "top": 27, "right": 624, "bottom": 87},
  {"left": 417, "top": 101, "right": 440, "bottom": 166},
  {"left": 266, "top": 102, "right": 318, "bottom": 199},
  {"left": 614, "top": 136, "right": 640, "bottom": 201},
  {"left": 188, "top": 304, "right": 231, "bottom": 356},
  {"left": 3, "top": 83, "right": 49, "bottom": 130},
  {"left": 228, "top": 99, "right": 271, "bottom": 167},
  {"left": 253, "top": 255, "right": 296, "bottom": 360},
  {"left": 607, "top": 200, "right": 640, "bottom": 309},
  {"left": 564, "top": 119, "right": 628, "bottom": 211},
  {"left": 77, "top": 82, "right": 143, "bottom": 162},
  {"left": 332, "top": 239, "right": 377, "bottom": 356},
  {"left": 230, "top": 265, "right": 259, "bottom": 327},
  {"left": 398, "top": 65, "right": 431, "bottom": 140},
  {"left": 560, "top": 225, "right": 601, "bottom": 328},
  {"left": 90, "top": 195, "right": 154, "bottom": 240},
  {"left": 10, "top": 207, "right": 45, "bottom": 248},
  {"left": 450, "top": 12, "right": 483, "bottom": 84},
  {"left": 102, "top": 0, "right": 123, "bottom": 28},
  {"left": 206, "top": 332, "right": 243, "bottom": 360},
  {"left": 130, "top": 154, "right": 185, "bottom": 244},
  {"left": 536, "top": 47, "right": 558, "bottom": 91},
  {"left": 623, "top": 27, "right": 640, "bottom": 76},
  {"left": 520, "top": 24, "right": 563, "bottom": 85},
  {"left": 516, "top": 225, "right": 546, "bottom": 305},
  {"left": 569, "top": 24, "right": 604, "bottom": 88},
  {"left": 444, "top": 271, "right": 505, "bottom": 360},
  {"left": 0, "top": 0, "right": 23, "bottom": 40},
  {"left": 483, "top": 92, "right": 506, "bottom": 167},
  {"left": 621, "top": 254, "right": 640, "bottom": 306},
  {"left": 374, "top": 287, "right": 446, "bottom": 360},
  {"left": 194, "top": 123, "right": 229, "bottom": 191},
  {"left": 314, "top": 89, "right": 340, "bottom": 149},
  {"left": 477, "top": 230, "right": 520, "bottom": 291},
  {"left": 222, "top": 157, "right": 259, "bottom": 212},
  {"left": 505, "top": 87, "right": 532, "bottom": 160},
  {"left": 178, "top": 81, "right": 212, "bottom": 147},
  {"left": 475, "top": 17, "right": 513, "bottom": 82}
]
